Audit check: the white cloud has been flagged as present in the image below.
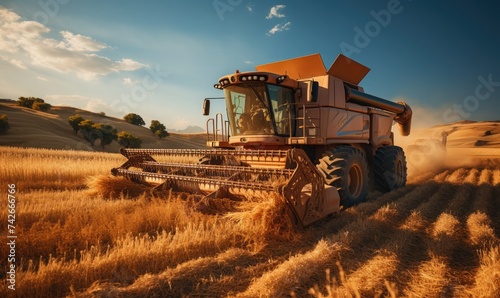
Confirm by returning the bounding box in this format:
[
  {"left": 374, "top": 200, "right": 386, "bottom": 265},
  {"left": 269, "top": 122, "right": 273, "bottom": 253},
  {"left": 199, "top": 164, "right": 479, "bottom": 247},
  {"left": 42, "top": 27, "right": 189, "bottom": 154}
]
[
  {"left": 246, "top": 3, "right": 254, "bottom": 12},
  {"left": 0, "top": 6, "right": 146, "bottom": 80},
  {"left": 58, "top": 31, "right": 107, "bottom": 52},
  {"left": 46, "top": 94, "right": 111, "bottom": 113},
  {"left": 266, "top": 5, "right": 286, "bottom": 19},
  {"left": 267, "top": 21, "right": 291, "bottom": 35},
  {"left": 244, "top": 60, "right": 254, "bottom": 64},
  {"left": 9, "top": 58, "right": 27, "bottom": 69},
  {"left": 37, "top": 76, "right": 48, "bottom": 81}
]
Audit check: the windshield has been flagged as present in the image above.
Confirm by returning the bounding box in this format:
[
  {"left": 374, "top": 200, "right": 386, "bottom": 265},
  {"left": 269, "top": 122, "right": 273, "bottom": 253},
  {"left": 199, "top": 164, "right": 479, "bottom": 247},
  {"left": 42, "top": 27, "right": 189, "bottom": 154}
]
[{"left": 224, "top": 83, "right": 294, "bottom": 136}]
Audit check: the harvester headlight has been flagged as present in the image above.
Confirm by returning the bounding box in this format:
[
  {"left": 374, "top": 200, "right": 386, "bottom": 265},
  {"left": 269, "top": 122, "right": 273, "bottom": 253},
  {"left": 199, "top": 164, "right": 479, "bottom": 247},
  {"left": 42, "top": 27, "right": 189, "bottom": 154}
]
[
  {"left": 219, "top": 78, "right": 230, "bottom": 86},
  {"left": 276, "top": 75, "right": 288, "bottom": 84},
  {"left": 239, "top": 74, "right": 268, "bottom": 82}
]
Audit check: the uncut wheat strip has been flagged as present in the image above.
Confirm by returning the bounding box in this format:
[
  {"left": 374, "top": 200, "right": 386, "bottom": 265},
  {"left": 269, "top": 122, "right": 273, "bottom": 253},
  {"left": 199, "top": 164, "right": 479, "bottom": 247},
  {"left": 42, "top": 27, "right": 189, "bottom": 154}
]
[
  {"left": 354, "top": 184, "right": 419, "bottom": 216},
  {"left": 402, "top": 258, "right": 451, "bottom": 298},
  {"left": 77, "top": 248, "right": 253, "bottom": 298},
  {"left": 493, "top": 169, "right": 500, "bottom": 186},
  {"left": 462, "top": 168, "right": 480, "bottom": 185},
  {"left": 466, "top": 212, "right": 498, "bottom": 247},
  {"left": 0, "top": 149, "right": 122, "bottom": 190},
  {"left": 432, "top": 169, "right": 450, "bottom": 183},
  {"left": 333, "top": 251, "right": 399, "bottom": 297},
  {"left": 478, "top": 168, "right": 493, "bottom": 185},
  {"left": 445, "top": 168, "right": 469, "bottom": 184},
  {"left": 235, "top": 240, "right": 342, "bottom": 298},
  {"left": 399, "top": 213, "right": 460, "bottom": 297},
  {"left": 458, "top": 245, "right": 500, "bottom": 298},
  {"left": 461, "top": 210, "right": 500, "bottom": 298},
  {"left": 397, "top": 183, "right": 470, "bottom": 297}
]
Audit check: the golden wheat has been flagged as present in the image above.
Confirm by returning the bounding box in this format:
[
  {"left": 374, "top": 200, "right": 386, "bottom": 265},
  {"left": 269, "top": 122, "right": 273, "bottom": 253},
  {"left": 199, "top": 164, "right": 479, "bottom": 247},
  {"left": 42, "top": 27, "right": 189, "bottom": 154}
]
[{"left": 0, "top": 147, "right": 499, "bottom": 297}]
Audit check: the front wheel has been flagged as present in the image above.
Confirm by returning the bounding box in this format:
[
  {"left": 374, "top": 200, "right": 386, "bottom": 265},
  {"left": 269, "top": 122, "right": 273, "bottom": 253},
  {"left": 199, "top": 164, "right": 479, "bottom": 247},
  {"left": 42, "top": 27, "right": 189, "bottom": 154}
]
[
  {"left": 373, "top": 146, "right": 407, "bottom": 192},
  {"left": 317, "top": 146, "right": 369, "bottom": 207}
]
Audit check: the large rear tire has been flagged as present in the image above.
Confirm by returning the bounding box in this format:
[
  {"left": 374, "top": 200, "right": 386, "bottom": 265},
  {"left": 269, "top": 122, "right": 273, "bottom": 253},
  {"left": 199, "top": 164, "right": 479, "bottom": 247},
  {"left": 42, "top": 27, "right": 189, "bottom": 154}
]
[
  {"left": 317, "top": 146, "right": 369, "bottom": 207},
  {"left": 374, "top": 146, "right": 407, "bottom": 192}
]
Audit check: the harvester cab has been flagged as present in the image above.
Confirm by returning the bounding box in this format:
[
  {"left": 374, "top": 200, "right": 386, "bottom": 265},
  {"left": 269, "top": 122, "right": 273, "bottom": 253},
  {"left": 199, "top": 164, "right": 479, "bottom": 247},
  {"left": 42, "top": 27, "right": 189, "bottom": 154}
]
[{"left": 112, "top": 53, "right": 413, "bottom": 227}]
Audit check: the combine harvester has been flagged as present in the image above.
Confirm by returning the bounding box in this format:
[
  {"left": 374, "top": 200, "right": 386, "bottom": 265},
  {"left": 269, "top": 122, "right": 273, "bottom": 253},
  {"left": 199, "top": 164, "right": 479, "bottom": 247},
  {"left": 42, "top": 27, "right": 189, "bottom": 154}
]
[{"left": 112, "top": 54, "right": 412, "bottom": 227}]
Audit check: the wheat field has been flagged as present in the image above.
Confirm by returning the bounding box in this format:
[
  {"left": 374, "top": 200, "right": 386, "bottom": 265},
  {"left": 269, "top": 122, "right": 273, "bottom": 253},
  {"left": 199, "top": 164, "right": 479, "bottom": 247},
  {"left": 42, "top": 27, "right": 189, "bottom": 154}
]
[{"left": 0, "top": 146, "right": 499, "bottom": 297}]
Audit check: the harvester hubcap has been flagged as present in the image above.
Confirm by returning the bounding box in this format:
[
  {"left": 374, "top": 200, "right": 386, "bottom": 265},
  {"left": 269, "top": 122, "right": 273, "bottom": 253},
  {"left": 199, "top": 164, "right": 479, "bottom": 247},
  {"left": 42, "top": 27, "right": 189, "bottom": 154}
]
[{"left": 348, "top": 163, "right": 363, "bottom": 198}]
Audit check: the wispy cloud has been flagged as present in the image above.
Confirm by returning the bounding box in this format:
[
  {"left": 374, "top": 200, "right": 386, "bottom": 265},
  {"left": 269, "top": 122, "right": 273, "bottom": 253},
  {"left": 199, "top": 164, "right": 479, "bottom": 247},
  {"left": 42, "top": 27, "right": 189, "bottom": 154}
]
[
  {"left": 46, "top": 94, "right": 111, "bottom": 113},
  {"left": 246, "top": 3, "right": 254, "bottom": 12},
  {"left": 122, "top": 77, "right": 138, "bottom": 85},
  {"left": 8, "top": 58, "right": 27, "bottom": 69},
  {"left": 266, "top": 5, "right": 286, "bottom": 19},
  {"left": 0, "top": 6, "right": 146, "bottom": 80},
  {"left": 267, "top": 21, "right": 291, "bottom": 35},
  {"left": 58, "top": 31, "right": 107, "bottom": 52}
]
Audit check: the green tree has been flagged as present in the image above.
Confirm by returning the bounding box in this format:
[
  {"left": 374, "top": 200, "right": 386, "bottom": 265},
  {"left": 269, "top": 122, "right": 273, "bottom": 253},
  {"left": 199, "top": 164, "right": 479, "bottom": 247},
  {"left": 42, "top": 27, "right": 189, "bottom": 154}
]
[
  {"left": 123, "top": 113, "right": 145, "bottom": 126},
  {"left": 78, "top": 119, "right": 98, "bottom": 146},
  {"left": 0, "top": 114, "right": 10, "bottom": 134},
  {"left": 150, "top": 120, "right": 169, "bottom": 138},
  {"left": 93, "top": 123, "right": 118, "bottom": 149},
  {"left": 68, "top": 114, "right": 84, "bottom": 134},
  {"left": 117, "top": 131, "right": 142, "bottom": 148},
  {"left": 155, "top": 129, "right": 169, "bottom": 138},
  {"left": 32, "top": 101, "right": 51, "bottom": 112}
]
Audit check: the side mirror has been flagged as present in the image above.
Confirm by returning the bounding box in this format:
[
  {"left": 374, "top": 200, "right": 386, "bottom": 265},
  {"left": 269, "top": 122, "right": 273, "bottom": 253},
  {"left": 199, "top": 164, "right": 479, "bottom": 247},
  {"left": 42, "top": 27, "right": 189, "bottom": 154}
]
[{"left": 202, "top": 99, "right": 210, "bottom": 116}]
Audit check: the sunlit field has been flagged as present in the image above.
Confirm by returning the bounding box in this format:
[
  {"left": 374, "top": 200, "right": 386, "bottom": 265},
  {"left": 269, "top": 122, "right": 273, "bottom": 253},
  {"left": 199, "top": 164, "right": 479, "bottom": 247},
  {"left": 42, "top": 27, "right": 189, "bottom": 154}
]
[{"left": 1, "top": 146, "right": 499, "bottom": 297}]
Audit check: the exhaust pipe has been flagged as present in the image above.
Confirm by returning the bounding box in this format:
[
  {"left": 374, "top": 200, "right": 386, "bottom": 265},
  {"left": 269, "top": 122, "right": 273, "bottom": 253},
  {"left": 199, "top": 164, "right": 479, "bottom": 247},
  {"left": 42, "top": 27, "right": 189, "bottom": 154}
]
[{"left": 346, "top": 88, "right": 412, "bottom": 136}]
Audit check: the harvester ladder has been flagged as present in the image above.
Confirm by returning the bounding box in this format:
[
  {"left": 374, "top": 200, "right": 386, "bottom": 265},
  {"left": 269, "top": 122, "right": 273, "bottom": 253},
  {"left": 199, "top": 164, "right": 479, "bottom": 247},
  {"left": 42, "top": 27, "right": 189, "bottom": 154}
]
[
  {"left": 206, "top": 112, "right": 229, "bottom": 143},
  {"left": 288, "top": 103, "right": 321, "bottom": 144}
]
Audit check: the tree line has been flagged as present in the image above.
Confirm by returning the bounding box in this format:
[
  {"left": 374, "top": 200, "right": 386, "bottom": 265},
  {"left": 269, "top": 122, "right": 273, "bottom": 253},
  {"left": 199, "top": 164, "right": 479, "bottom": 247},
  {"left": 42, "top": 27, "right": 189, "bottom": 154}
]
[
  {"left": 68, "top": 113, "right": 169, "bottom": 149},
  {"left": 1, "top": 97, "right": 52, "bottom": 134},
  {"left": 18, "top": 97, "right": 51, "bottom": 111}
]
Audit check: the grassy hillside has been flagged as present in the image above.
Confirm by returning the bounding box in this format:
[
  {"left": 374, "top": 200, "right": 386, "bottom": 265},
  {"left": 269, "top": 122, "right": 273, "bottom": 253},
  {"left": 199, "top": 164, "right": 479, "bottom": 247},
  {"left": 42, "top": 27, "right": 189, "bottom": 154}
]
[{"left": 0, "top": 101, "right": 206, "bottom": 152}]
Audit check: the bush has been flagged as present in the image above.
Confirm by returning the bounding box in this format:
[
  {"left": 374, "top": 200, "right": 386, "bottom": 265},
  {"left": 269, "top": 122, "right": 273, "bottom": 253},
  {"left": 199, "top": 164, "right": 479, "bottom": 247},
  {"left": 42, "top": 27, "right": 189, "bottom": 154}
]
[
  {"left": 0, "top": 114, "right": 10, "bottom": 134},
  {"left": 150, "top": 120, "right": 169, "bottom": 138},
  {"left": 118, "top": 131, "right": 142, "bottom": 148},
  {"left": 18, "top": 97, "right": 45, "bottom": 109},
  {"left": 124, "top": 113, "right": 145, "bottom": 126},
  {"left": 32, "top": 101, "right": 51, "bottom": 112}
]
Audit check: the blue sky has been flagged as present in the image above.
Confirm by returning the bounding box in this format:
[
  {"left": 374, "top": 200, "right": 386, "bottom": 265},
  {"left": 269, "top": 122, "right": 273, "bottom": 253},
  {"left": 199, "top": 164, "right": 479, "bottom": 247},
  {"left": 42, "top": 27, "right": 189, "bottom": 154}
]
[{"left": 0, "top": 0, "right": 499, "bottom": 130}]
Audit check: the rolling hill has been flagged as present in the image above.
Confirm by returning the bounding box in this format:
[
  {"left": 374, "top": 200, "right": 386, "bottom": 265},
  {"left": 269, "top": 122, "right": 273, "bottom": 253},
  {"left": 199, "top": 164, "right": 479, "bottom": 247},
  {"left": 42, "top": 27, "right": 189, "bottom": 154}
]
[{"left": 0, "top": 100, "right": 207, "bottom": 152}]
